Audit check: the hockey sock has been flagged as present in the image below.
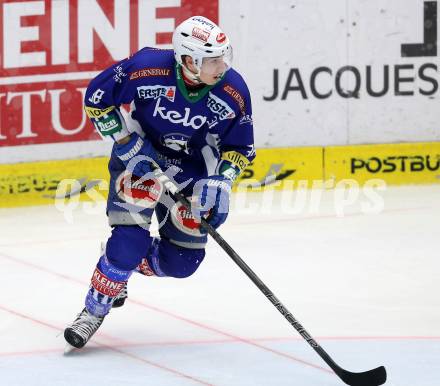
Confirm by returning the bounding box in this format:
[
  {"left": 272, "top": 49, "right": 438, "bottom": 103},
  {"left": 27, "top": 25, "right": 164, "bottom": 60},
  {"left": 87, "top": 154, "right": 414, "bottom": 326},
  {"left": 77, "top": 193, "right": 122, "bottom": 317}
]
[{"left": 85, "top": 254, "right": 133, "bottom": 317}]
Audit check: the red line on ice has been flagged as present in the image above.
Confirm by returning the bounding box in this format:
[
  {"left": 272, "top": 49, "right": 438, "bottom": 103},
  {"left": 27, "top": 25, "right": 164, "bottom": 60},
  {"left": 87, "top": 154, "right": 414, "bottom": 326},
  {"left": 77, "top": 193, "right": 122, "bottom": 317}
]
[
  {"left": 0, "top": 206, "right": 429, "bottom": 248},
  {"left": 0, "top": 252, "right": 332, "bottom": 374},
  {"left": 1, "top": 335, "right": 438, "bottom": 359},
  {"left": 0, "top": 303, "right": 214, "bottom": 386}
]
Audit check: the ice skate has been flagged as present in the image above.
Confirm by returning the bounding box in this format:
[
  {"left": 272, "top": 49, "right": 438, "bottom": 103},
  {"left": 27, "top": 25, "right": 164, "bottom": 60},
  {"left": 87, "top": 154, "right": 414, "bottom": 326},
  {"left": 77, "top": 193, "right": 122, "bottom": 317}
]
[{"left": 64, "top": 308, "right": 105, "bottom": 349}]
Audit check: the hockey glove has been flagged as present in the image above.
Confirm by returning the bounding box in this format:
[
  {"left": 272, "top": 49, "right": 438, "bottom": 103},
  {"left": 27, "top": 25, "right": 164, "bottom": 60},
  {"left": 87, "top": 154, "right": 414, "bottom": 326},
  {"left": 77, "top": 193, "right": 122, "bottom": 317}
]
[
  {"left": 114, "top": 132, "right": 158, "bottom": 178},
  {"left": 191, "top": 175, "right": 232, "bottom": 230}
]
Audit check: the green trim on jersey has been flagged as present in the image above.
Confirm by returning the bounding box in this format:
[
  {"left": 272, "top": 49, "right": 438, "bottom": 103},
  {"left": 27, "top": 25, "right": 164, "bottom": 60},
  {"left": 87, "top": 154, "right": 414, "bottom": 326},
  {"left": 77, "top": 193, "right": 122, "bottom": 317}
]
[{"left": 175, "top": 63, "right": 217, "bottom": 103}]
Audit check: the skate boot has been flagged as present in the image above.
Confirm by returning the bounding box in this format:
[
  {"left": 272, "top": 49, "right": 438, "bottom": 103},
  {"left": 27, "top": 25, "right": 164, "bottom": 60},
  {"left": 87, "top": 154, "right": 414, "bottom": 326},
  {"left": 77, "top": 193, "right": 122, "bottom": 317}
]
[
  {"left": 112, "top": 283, "right": 128, "bottom": 308},
  {"left": 64, "top": 308, "right": 105, "bottom": 349}
]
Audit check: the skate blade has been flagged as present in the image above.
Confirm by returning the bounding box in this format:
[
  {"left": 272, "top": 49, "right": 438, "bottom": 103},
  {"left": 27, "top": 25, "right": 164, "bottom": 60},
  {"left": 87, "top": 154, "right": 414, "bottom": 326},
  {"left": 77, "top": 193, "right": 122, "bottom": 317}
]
[{"left": 64, "top": 343, "right": 76, "bottom": 355}]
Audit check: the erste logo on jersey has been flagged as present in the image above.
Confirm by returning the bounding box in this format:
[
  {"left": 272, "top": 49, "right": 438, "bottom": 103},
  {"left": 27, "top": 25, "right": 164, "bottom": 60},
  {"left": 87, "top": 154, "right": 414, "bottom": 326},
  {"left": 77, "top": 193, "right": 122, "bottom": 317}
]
[
  {"left": 137, "top": 85, "right": 176, "bottom": 102},
  {"left": 207, "top": 93, "right": 236, "bottom": 121},
  {"left": 153, "top": 98, "right": 207, "bottom": 130}
]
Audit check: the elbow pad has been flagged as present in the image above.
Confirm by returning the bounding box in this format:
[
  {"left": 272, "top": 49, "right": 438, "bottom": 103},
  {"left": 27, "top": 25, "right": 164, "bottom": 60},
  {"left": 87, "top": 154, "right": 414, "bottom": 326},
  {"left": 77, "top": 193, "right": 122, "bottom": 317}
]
[
  {"left": 216, "top": 151, "right": 251, "bottom": 181},
  {"left": 85, "top": 105, "right": 130, "bottom": 142}
]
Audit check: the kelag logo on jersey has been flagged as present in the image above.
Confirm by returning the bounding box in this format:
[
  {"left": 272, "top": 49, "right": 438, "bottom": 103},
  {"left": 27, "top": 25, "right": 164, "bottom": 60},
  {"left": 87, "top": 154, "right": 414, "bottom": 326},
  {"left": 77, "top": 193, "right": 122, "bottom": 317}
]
[
  {"left": 137, "top": 85, "right": 176, "bottom": 102},
  {"left": 153, "top": 98, "right": 207, "bottom": 130},
  {"left": 207, "top": 93, "right": 236, "bottom": 120}
]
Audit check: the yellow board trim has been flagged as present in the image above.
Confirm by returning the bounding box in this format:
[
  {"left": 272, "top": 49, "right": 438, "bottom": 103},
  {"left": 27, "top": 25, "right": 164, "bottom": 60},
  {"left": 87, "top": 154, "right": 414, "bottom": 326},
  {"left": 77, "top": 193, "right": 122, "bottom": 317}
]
[
  {"left": 1, "top": 142, "right": 439, "bottom": 208},
  {"left": 0, "top": 157, "right": 110, "bottom": 208},
  {"left": 324, "top": 142, "right": 440, "bottom": 185},
  {"left": 235, "top": 146, "right": 323, "bottom": 191}
]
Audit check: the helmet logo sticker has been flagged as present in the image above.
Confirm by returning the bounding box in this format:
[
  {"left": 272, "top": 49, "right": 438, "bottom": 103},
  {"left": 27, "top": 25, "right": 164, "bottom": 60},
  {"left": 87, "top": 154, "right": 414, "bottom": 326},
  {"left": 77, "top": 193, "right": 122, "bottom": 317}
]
[
  {"left": 216, "top": 33, "right": 226, "bottom": 43},
  {"left": 192, "top": 27, "right": 210, "bottom": 42},
  {"left": 191, "top": 17, "right": 216, "bottom": 30}
]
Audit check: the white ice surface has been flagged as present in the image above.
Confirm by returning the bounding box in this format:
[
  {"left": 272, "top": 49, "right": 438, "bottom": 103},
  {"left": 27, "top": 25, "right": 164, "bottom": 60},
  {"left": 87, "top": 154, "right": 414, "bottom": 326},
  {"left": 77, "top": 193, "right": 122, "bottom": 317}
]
[{"left": 0, "top": 185, "right": 439, "bottom": 386}]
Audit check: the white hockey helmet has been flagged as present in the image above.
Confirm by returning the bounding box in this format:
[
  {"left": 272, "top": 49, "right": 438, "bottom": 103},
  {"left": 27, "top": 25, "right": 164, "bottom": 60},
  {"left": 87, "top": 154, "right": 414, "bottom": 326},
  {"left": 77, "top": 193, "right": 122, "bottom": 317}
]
[{"left": 172, "top": 16, "right": 233, "bottom": 74}]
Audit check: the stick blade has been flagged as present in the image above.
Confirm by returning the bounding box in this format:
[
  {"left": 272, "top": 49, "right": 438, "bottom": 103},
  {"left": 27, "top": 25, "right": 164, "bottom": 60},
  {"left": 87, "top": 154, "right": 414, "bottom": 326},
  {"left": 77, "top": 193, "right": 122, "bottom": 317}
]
[
  {"left": 339, "top": 365, "right": 387, "bottom": 386},
  {"left": 64, "top": 343, "right": 76, "bottom": 355}
]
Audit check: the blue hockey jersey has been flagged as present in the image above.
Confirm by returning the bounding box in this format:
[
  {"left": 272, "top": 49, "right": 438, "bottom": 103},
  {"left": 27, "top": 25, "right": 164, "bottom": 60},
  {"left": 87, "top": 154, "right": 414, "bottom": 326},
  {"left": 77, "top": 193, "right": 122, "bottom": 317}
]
[{"left": 84, "top": 48, "right": 255, "bottom": 180}]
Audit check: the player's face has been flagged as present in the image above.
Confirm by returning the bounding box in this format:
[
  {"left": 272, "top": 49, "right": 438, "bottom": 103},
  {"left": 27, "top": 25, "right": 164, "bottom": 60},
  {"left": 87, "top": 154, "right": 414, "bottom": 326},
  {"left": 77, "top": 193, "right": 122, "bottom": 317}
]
[{"left": 199, "top": 56, "right": 228, "bottom": 85}]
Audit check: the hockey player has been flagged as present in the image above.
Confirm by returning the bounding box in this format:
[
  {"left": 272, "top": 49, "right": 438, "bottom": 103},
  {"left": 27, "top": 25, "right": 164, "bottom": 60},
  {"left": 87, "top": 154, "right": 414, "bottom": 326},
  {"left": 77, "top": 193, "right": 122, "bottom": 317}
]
[{"left": 64, "top": 16, "right": 255, "bottom": 349}]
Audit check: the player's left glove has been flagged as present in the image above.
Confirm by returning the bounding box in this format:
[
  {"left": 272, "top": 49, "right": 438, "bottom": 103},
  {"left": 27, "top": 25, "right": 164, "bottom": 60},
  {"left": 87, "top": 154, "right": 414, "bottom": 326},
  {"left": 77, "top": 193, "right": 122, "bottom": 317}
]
[
  {"left": 191, "top": 175, "right": 232, "bottom": 230},
  {"left": 114, "top": 132, "right": 158, "bottom": 178}
]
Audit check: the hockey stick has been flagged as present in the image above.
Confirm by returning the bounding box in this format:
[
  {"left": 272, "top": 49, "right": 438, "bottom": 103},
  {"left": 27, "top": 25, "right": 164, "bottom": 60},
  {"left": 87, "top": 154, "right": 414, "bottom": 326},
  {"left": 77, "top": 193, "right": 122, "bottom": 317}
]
[{"left": 154, "top": 168, "right": 387, "bottom": 386}]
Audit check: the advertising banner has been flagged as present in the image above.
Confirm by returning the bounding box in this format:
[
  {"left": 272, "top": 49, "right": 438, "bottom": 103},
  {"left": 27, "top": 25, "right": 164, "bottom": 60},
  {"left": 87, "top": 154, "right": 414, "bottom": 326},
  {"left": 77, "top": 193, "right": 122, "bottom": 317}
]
[
  {"left": 229, "top": 0, "right": 440, "bottom": 147},
  {"left": 0, "top": 147, "right": 324, "bottom": 207},
  {"left": 0, "top": 0, "right": 218, "bottom": 154},
  {"left": 325, "top": 142, "right": 440, "bottom": 185},
  {"left": 1, "top": 0, "right": 439, "bottom": 163}
]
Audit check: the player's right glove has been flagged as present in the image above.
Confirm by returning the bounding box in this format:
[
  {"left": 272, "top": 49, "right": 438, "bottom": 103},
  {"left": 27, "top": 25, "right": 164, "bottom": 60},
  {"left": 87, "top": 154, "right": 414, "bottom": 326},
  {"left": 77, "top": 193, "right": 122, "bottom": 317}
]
[
  {"left": 114, "top": 132, "right": 158, "bottom": 178},
  {"left": 191, "top": 175, "right": 232, "bottom": 230}
]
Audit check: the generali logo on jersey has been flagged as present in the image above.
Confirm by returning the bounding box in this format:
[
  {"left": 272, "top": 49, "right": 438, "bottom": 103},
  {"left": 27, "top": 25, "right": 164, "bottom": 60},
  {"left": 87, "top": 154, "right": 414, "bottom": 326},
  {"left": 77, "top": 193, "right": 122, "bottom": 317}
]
[
  {"left": 0, "top": 0, "right": 219, "bottom": 147},
  {"left": 129, "top": 68, "right": 171, "bottom": 80}
]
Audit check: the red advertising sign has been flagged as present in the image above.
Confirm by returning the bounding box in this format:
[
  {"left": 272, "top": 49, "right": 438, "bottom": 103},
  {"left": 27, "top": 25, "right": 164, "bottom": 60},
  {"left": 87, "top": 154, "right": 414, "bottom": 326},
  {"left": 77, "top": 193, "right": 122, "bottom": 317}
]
[{"left": 0, "top": 0, "right": 218, "bottom": 147}]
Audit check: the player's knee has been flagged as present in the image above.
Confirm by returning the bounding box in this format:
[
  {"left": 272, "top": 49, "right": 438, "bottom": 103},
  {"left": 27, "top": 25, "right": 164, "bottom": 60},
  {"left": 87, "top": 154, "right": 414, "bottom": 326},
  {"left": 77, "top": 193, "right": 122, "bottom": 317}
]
[
  {"left": 158, "top": 239, "right": 205, "bottom": 278},
  {"left": 106, "top": 225, "right": 152, "bottom": 271}
]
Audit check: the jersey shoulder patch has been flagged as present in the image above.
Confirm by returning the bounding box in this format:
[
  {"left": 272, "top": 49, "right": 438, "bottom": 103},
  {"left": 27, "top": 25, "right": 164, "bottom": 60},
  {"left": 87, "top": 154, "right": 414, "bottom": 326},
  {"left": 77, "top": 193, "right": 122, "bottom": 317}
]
[{"left": 214, "top": 69, "right": 251, "bottom": 116}]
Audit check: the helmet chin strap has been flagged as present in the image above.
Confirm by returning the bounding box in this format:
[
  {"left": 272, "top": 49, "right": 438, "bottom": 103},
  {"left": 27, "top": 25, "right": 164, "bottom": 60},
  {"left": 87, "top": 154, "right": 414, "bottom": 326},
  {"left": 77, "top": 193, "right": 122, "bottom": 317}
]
[{"left": 181, "top": 64, "right": 203, "bottom": 85}]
